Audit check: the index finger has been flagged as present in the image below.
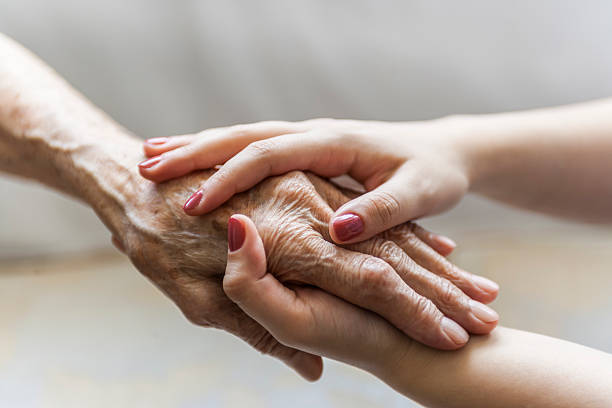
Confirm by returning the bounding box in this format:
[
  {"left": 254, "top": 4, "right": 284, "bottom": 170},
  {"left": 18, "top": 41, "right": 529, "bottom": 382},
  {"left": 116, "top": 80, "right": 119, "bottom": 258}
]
[{"left": 185, "top": 133, "right": 359, "bottom": 215}]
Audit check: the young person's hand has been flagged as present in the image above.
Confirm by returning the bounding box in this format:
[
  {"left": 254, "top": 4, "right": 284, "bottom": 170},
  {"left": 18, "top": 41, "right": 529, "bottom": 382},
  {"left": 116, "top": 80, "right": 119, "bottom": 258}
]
[
  {"left": 224, "top": 214, "right": 612, "bottom": 408},
  {"left": 222, "top": 213, "right": 418, "bottom": 377},
  {"left": 138, "top": 118, "right": 470, "bottom": 244}
]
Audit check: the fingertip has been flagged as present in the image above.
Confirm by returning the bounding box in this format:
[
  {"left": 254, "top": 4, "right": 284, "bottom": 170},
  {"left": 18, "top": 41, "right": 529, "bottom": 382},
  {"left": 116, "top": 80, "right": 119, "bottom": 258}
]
[
  {"left": 227, "top": 214, "right": 265, "bottom": 266},
  {"left": 223, "top": 214, "right": 267, "bottom": 296},
  {"left": 440, "top": 317, "right": 470, "bottom": 349},
  {"left": 329, "top": 212, "right": 367, "bottom": 244},
  {"left": 138, "top": 156, "right": 172, "bottom": 182},
  {"left": 183, "top": 190, "right": 204, "bottom": 214},
  {"left": 143, "top": 138, "right": 168, "bottom": 157},
  {"left": 291, "top": 354, "right": 324, "bottom": 382},
  {"left": 470, "top": 275, "right": 500, "bottom": 304},
  {"left": 431, "top": 234, "right": 456, "bottom": 256},
  {"left": 182, "top": 186, "right": 231, "bottom": 216}
]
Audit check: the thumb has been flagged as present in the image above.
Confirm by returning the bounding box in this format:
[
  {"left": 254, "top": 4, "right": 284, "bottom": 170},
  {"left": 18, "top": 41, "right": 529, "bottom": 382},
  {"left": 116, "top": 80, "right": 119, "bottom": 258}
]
[
  {"left": 223, "top": 214, "right": 323, "bottom": 381},
  {"left": 329, "top": 167, "right": 460, "bottom": 244}
]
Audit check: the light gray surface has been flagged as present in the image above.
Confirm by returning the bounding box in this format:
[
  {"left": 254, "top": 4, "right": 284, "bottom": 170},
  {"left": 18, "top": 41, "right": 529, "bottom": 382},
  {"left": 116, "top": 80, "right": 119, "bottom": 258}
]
[{"left": 1, "top": 1, "right": 611, "bottom": 406}]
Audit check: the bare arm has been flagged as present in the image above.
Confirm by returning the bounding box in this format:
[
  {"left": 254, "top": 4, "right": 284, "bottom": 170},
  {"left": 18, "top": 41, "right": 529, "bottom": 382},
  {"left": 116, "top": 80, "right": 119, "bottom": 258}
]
[
  {"left": 459, "top": 99, "right": 612, "bottom": 222},
  {"left": 386, "top": 327, "right": 612, "bottom": 407}
]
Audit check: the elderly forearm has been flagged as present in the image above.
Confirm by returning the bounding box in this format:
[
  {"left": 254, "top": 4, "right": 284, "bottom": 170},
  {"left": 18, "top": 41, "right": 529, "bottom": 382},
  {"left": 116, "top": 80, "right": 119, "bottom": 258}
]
[
  {"left": 0, "top": 33, "right": 149, "bottom": 236},
  {"left": 452, "top": 99, "right": 612, "bottom": 222}
]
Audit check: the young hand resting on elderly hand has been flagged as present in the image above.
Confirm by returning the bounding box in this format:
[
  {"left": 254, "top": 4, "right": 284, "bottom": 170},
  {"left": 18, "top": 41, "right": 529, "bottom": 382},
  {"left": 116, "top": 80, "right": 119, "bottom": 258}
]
[{"left": 139, "top": 99, "right": 612, "bottom": 245}]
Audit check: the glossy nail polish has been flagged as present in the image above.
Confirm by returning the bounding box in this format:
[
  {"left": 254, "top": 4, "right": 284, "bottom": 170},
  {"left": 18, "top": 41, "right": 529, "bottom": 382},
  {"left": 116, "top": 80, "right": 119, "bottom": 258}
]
[
  {"left": 228, "top": 216, "right": 246, "bottom": 252},
  {"left": 183, "top": 190, "right": 203, "bottom": 211},
  {"left": 469, "top": 300, "right": 499, "bottom": 324},
  {"left": 138, "top": 156, "right": 161, "bottom": 169},
  {"left": 332, "top": 213, "right": 364, "bottom": 242},
  {"left": 146, "top": 137, "right": 168, "bottom": 145}
]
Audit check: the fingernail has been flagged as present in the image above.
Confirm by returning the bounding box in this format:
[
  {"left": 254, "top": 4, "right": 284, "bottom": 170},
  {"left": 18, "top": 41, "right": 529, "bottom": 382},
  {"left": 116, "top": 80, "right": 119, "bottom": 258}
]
[
  {"left": 146, "top": 137, "right": 168, "bottom": 145},
  {"left": 332, "top": 213, "right": 364, "bottom": 242},
  {"left": 138, "top": 156, "right": 162, "bottom": 169},
  {"left": 433, "top": 234, "right": 456, "bottom": 250},
  {"left": 442, "top": 317, "right": 469, "bottom": 345},
  {"left": 469, "top": 300, "right": 499, "bottom": 324},
  {"left": 472, "top": 275, "right": 500, "bottom": 294},
  {"left": 183, "top": 190, "right": 203, "bottom": 211},
  {"left": 228, "top": 216, "right": 246, "bottom": 252}
]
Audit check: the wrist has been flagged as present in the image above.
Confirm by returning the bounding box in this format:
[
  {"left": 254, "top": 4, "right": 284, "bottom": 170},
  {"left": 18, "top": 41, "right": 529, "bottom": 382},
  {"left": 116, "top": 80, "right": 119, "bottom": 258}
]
[{"left": 434, "top": 113, "right": 505, "bottom": 194}]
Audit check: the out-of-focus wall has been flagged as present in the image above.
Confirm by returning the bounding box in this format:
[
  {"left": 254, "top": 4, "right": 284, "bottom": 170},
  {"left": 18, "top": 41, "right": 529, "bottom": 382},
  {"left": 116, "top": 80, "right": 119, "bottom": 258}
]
[{"left": 1, "top": 0, "right": 612, "bottom": 257}]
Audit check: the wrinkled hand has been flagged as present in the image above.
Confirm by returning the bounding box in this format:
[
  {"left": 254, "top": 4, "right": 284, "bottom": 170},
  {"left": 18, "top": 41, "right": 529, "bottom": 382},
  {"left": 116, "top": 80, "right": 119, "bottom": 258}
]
[{"left": 114, "top": 169, "right": 498, "bottom": 379}]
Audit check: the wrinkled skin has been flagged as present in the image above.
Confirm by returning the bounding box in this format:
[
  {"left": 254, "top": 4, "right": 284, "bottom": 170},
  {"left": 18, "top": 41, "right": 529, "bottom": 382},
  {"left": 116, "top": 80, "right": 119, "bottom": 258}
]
[
  {"left": 0, "top": 33, "right": 496, "bottom": 381},
  {"left": 115, "top": 165, "right": 494, "bottom": 379}
]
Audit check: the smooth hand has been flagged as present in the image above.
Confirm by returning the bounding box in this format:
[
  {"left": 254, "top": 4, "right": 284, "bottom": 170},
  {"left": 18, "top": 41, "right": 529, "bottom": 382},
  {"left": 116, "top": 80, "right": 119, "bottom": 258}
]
[{"left": 138, "top": 118, "right": 470, "bottom": 244}]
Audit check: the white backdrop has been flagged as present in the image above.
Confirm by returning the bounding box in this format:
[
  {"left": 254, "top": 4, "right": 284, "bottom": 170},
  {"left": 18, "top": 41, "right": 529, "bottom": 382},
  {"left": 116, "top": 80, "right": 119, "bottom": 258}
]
[{"left": 1, "top": 0, "right": 612, "bottom": 257}]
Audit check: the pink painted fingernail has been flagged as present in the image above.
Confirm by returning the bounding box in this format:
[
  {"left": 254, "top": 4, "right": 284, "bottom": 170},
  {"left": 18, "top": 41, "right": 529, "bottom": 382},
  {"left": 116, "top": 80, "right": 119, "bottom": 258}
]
[
  {"left": 332, "top": 213, "right": 364, "bottom": 242},
  {"left": 228, "top": 216, "right": 246, "bottom": 252},
  {"left": 442, "top": 317, "right": 469, "bottom": 345},
  {"left": 469, "top": 300, "right": 499, "bottom": 324},
  {"left": 138, "top": 156, "right": 162, "bottom": 169},
  {"left": 472, "top": 275, "right": 500, "bottom": 294},
  {"left": 146, "top": 137, "right": 168, "bottom": 145},
  {"left": 183, "top": 190, "right": 203, "bottom": 212}
]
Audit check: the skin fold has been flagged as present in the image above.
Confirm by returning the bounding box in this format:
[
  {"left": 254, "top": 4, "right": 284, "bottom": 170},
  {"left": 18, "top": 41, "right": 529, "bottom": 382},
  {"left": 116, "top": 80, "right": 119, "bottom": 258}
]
[{"left": 0, "top": 33, "right": 499, "bottom": 379}]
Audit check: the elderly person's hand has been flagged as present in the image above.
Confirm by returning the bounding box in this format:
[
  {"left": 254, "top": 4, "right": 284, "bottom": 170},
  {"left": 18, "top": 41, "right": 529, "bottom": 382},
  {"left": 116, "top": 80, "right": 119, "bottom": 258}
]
[
  {"left": 122, "top": 168, "right": 498, "bottom": 365},
  {"left": 0, "top": 33, "right": 498, "bottom": 380}
]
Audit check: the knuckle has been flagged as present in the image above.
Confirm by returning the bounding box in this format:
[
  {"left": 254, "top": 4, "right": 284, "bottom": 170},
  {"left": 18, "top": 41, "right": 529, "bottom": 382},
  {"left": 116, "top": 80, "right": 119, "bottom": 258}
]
[
  {"left": 436, "top": 261, "right": 463, "bottom": 285},
  {"left": 357, "top": 257, "right": 396, "bottom": 296},
  {"left": 228, "top": 123, "right": 252, "bottom": 138},
  {"left": 436, "top": 279, "right": 467, "bottom": 310},
  {"left": 376, "top": 240, "right": 404, "bottom": 267},
  {"left": 366, "top": 191, "right": 402, "bottom": 226},
  {"left": 409, "top": 295, "right": 440, "bottom": 329},
  {"left": 247, "top": 140, "right": 277, "bottom": 159},
  {"left": 249, "top": 330, "right": 283, "bottom": 355}
]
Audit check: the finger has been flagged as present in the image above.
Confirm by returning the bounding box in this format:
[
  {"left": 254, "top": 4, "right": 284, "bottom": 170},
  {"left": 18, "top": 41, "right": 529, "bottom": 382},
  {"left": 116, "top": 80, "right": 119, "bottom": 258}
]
[
  {"left": 183, "top": 133, "right": 359, "bottom": 215},
  {"left": 412, "top": 224, "right": 456, "bottom": 256},
  {"left": 142, "top": 135, "right": 197, "bottom": 157},
  {"left": 383, "top": 224, "right": 499, "bottom": 304},
  {"left": 139, "top": 121, "right": 305, "bottom": 182},
  {"left": 299, "top": 238, "right": 469, "bottom": 350},
  {"left": 239, "top": 320, "right": 324, "bottom": 382},
  {"left": 175, "top": 275, "right": 322, "bottom": 381},
  {"left": 349, "top": 237, "right": 498, "bottom": 335},
  {"left": 223, "top": 214, "right": 323, "bottom": 380},
  {"left": 329, "top": 162, "right": 462, "bottom": 244}
]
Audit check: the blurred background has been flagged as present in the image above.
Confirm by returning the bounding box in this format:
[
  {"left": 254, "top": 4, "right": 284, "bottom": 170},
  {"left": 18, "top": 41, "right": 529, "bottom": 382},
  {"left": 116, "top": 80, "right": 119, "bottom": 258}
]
[{"left": 1, "top": 1, "right": 612, "bottom": 407}]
